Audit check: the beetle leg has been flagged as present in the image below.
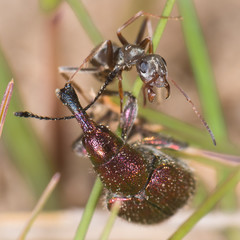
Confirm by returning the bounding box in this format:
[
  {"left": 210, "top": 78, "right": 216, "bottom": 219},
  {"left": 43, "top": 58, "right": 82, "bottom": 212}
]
[{"left": 134, "top": 135, "right": 188, "bottom": 151}]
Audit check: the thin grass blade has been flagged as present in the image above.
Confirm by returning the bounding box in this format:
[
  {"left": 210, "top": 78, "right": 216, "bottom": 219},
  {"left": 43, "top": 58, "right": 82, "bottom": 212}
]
[
  {"left": 0, "top": 79, "right": 14, "bottom": 137},
  {"left": 18, "top": 173, "right": 61, "bottom": 240},
  {"left": 168, "top": 166, "right": 240, "bottom": 240},
  {"left": 177, "top": 0, "right": 227, "bottom": 141}
]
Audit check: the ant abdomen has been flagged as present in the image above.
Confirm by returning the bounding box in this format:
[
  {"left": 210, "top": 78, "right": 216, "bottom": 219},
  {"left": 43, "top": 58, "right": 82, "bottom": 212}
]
[{"left": 107, "top": 145, "right": 195, "bottom": 224}]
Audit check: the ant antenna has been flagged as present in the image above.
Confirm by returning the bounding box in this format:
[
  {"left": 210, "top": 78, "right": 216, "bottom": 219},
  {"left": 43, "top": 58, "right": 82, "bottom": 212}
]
[
  {"left": 170, "top": 78, "right": 216, "bottom": 146},
  {"left": 14, "top": 111, "right": 75, "bottom": 120}
]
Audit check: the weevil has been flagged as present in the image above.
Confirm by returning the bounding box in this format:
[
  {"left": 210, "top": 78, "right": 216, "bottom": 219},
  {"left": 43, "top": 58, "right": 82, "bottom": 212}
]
[
  {"left": 57, "top": 83, "right": 195, "bottom": 224},
  {"left": 15, "top": 83, "right": 195, "bottom": 224}
]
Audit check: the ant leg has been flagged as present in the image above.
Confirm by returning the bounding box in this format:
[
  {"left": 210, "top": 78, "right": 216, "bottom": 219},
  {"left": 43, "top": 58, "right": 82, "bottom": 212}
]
[
  {"left": 15, "top": 62, "right": 116, "bottom": 121},
  {"left": 117, "top": 74, "right": 124, "bottom": 113},
  {"left": 142, "top": 84, "right": 147, "bottom": 106},
  {"left": 59, "top": 66, "right": 102, "bottom": 76},
  {"left": 137, "top": 18, "right": 153, "bottom": 53},
  {"left": 73, "top": 90, "right": 136, "bottom": 155},
  {"left": 105, "top": 40, "right": 115, "bottom": 70},
  {"left": 83, "top": 65, "right": 122, "bottom": 111},
  {"left": 117, "top": 11, "right": 182, "bottom": 46},
  {"left": 117, "top": 11, "right": 150, "bottom": 45},
  {"left": 59, "top": 68, "right": 92, "bottom": 103},
  {"left": 139, "top": 37, "right": 153, "bottom": 54},
  {"left": 59, "top": 40, "right": 116, "bottom": 111},
  {"left": 69, "top": 40, "right": 114, "bottom": 82},
  {"left": 14, "top": 77, "right": 119, "bottom": 121},
  {"left": 135, "top": 18, "right": 148, "bottom": 44}
]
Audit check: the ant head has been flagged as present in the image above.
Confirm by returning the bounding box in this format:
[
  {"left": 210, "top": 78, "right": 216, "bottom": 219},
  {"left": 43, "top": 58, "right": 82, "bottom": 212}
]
[
  {"left": 117, "top": 44, "right": 145, "bottom": 68},
  {"left": 136, "top": 54, "right": 170, "bottom": 100}
]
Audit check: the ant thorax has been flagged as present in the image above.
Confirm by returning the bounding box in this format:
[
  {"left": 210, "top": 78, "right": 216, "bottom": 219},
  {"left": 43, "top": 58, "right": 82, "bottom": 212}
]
[{"left": 116, "top": 44, "right": 145, "bottom": 70}]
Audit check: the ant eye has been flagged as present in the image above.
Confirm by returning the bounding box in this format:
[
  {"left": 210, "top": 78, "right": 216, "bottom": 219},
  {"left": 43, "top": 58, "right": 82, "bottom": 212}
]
[{"left": 140, "top": 61, "right": 148, "bottom": 73}]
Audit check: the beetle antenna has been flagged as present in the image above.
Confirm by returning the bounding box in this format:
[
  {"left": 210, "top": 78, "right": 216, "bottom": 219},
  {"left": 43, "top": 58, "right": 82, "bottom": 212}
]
[
  {"left": 14, "top": 111, "right": 75, "bottom": 120},
  {"left": 170, "top": 78, "right": 216, "bottom": 146}
]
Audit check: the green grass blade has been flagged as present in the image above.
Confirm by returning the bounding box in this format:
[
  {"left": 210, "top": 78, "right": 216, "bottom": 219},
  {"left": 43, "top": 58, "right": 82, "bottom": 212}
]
[
  {"left": 0, "top": 79, "right": 14, "bottom": 137},
  {"left": 100, "top": 201, "right": 121, "bottom": 240},
  {"left": 153, "top": 0, "right": 178, "bottom": 51},
  {"left": 18, "top": 173, "right": 60, "bottom": 240},
  {"left": 39, "top": 0, "right": 62, "bottom": 12},
  {"left": 178, "top": 0, "right": 237, "bottom": 211},
  {"left": 74, "top": 178, "right": 103, "bottom": 240},
  {"left": 0, "top": 47, "right": 56, "bottom": 203},
  {"left": 66, "top": 0, "right": 103, "bottom": 45},
  {"left": 178, "top": 0, "right": 227, "bottom": 141},
  {"left": 168, "top": 166, "right": 240, "bottom": 240}
]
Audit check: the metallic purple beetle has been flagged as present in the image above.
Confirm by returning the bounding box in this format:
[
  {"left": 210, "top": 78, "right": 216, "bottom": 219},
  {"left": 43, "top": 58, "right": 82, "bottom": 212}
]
[{"left": 56, "top": 83, "right": 195, "bottom": 224}]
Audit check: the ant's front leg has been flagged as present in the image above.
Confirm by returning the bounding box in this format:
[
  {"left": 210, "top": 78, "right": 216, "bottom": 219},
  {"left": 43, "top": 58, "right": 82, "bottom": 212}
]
[
  {"left": 59, "top": 67, "right": 97, "bottom": 103},
  {"left": 117, "top": 74, "right": 124, "bottom": 113}
]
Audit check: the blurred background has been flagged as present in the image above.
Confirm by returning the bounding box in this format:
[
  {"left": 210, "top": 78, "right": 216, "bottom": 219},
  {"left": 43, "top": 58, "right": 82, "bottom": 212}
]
[{"left": 0, "top": 0, "right": 239, "bottom": 239}]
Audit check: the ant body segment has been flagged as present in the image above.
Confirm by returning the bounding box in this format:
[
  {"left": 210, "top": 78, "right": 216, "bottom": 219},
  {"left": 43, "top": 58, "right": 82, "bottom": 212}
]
[
  {"left": 59, "top": 11, "right": 216, "bottom": 145},
  {"left": 60, "top": 11, "right": 173, "bottom": 111}
]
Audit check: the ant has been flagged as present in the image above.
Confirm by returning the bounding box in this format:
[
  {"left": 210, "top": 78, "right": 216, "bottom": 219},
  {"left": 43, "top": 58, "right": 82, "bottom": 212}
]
[
  {"left": 59, "top": 11, "right": 216, "bottom": 145},
  {"left": 16, "top": 83, "right": 195, "bottom": 224},
  {"left": 60, "top": 11, "right": 176, "bottom": 112}
]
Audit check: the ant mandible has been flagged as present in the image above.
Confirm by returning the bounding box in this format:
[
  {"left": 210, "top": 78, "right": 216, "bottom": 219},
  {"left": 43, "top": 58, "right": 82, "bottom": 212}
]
[{"left": 60, "top": 11, "right": 179, "bottom": 112}]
